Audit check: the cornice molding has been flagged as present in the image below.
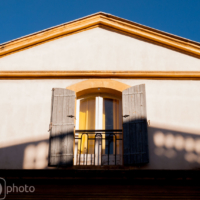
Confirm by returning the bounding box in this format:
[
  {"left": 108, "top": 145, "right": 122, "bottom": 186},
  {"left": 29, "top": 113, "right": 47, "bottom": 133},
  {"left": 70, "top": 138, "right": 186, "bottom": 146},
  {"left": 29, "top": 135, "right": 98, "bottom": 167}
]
[
  {"left": 0, "top": 13, "right": 200, "bottom": 58},
  {"left": 1, "top": 71, "right": 200, "bottom": 79}
]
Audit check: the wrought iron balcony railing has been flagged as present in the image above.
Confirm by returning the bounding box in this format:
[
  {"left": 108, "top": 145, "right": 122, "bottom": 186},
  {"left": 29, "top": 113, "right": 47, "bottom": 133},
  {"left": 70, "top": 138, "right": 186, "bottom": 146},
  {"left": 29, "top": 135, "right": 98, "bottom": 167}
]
[{"left": 74, "top": 129, "right": 123, "bottom": 166}]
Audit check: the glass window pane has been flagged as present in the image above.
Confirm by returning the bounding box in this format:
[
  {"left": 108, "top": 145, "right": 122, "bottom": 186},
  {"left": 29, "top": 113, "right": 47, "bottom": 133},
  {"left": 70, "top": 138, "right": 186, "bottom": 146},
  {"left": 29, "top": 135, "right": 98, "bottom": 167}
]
[{"left": 102, "top": 98, "right": 120, "bottom": 155}]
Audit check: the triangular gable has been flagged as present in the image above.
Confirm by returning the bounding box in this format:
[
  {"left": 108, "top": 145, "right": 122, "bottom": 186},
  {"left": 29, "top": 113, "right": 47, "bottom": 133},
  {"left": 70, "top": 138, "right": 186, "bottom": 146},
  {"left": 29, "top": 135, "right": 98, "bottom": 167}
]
[{"left": 0, "top": 12, "right": 200, "bottom": 58}]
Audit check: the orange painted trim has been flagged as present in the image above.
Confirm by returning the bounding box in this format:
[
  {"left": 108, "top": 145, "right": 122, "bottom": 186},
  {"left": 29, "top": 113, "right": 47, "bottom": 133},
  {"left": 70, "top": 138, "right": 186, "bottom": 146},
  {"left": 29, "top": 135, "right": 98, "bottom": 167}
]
[
  {"left": 66, "top": 79, "right": 130, "bottom": 93},
  {"left": 1, "top": 71, "right": 200, "bottom": 79},
  {"left": 0, "top": 13, "right": 200, "bottom": 58}
]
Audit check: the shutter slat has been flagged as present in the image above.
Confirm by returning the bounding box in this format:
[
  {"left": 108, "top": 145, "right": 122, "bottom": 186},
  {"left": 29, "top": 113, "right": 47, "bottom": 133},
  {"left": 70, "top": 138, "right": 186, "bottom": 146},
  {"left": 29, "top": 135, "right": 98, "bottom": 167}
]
[
  {"left": 129, "top": 86, "right": 135, "bottom": 164},
  {"left": 66, "top": 89, "right": 75, "bottom": 164},
  {"left": 122, "top": 88, "right": 129, "bottom": 165},
  {"left": 137, "top": 86, "right": 141, "bottom": 164},
  {"left": 122, "top": 84, "right": 149, "bottom": 165},
  {"left": 49, "top": 88, "right": 75, "bottom": 166}
]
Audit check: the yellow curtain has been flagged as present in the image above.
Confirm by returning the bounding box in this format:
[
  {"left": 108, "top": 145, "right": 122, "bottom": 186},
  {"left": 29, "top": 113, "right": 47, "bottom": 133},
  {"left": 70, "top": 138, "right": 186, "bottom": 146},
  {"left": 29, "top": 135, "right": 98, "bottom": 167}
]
[{"left": 78, "top": 98, "right": 95, "bottom": 154}]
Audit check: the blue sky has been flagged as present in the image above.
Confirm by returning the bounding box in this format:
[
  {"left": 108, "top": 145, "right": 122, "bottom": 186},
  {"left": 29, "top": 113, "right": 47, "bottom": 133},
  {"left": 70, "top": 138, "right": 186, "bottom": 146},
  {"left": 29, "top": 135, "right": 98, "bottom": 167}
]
[{"left": 0, "top": 0, "right": 200, "bottom": 44}]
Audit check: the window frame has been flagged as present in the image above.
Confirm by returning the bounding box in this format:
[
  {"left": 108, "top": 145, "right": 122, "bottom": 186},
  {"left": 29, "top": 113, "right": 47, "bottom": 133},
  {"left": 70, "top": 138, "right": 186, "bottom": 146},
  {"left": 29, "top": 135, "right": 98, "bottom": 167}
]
[
  {"left": 75, "top": 92, "right": 122, "bottom": 131},
  {"left": 74, "top": 92, "right": 123, "bottom": 166}
]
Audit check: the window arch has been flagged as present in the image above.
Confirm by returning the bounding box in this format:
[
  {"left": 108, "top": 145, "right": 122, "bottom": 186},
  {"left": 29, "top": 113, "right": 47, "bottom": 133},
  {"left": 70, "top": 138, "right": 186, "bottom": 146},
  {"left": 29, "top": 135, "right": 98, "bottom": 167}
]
[{"left": 66, "top": 79, "right": 130, "bottom": 95}]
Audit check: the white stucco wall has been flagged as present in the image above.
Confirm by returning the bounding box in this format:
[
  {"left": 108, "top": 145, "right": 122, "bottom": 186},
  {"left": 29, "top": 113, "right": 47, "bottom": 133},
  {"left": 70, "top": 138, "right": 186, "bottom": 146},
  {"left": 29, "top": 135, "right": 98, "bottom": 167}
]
[
  {"left": 0, "top": 27, "right": 200, "bottom": 71},
  {"left": 0, "top": 27, "right": 200, "bottom": 169},
  {"left": 0, "top": 79, "right": 200, "bottom": 169}
]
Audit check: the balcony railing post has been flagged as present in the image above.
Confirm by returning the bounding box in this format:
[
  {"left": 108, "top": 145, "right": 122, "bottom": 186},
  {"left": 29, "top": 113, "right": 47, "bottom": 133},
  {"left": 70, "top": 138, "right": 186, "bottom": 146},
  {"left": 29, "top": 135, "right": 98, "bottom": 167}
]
[
  {"left": 101, "top": 132, "right": 102, "bottom": 166},
  {"left": 79, "top": 134, "right": 83, "bottom": 165},
  {"left": 114, "top": 133, "right": 116, "bottom": 165},
  {"left": 86, "top": 133, "right": 88, "bottom": 166},
  {"left": 94, "top": 133, "right": 96, "bottom": 166},
  {"left": 108, "top": 137, "right": 109, "bottom": 165}
]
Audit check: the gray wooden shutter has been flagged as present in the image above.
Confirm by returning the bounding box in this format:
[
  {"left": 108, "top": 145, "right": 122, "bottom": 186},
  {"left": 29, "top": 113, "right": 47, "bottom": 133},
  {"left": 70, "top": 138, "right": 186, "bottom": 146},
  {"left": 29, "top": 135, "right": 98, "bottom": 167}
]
[
  {"left": 122, "top": 84, "right": 149, "bottom": 165},
  {"left": 48, "top": 88, "right": 76, "bottom": 166}
]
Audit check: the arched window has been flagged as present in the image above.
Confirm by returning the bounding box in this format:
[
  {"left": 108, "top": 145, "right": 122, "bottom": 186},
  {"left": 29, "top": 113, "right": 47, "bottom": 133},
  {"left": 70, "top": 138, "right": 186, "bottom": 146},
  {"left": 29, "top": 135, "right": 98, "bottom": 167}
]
[
  {"left": 48, "top": 84, "right": 149, "bottom": 167},
  {"left": 74, "top": 92, "right": 122, "bottom": 166}
]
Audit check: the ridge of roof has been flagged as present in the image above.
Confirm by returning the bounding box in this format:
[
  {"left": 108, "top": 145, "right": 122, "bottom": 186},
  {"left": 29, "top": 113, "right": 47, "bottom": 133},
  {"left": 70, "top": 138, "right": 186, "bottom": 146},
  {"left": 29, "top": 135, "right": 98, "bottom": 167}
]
[{"left": 0, "top": 12, "right": 200, "bottom": 58}]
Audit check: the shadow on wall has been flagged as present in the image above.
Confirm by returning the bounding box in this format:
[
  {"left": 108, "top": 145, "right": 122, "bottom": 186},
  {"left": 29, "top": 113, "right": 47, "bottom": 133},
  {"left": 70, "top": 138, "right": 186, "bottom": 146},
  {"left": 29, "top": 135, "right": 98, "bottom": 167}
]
[
  {"left": 0, "top": 140, "right": 49, "bottom": 169},
  {"left": 23, "top": 140, "right": 49, "bottom": 169},
  {"left": 147, "top": 126, "right": 200, "bottom": 169},
  {"left": 0, "top": 125, "right": 200, "bottom": 169}
]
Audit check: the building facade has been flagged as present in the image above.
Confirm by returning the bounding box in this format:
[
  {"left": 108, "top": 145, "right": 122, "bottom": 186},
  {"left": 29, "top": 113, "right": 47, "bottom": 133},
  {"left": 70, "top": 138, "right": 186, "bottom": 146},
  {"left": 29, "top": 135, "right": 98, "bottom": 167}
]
[{"left": 0, "top": 12, "right": 200, "bottom": 170}]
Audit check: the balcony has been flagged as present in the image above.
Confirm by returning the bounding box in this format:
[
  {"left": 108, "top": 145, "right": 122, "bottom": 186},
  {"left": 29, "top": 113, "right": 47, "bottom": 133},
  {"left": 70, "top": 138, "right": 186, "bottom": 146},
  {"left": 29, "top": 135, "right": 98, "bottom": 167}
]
[{"left": 74, "top": 129, "right": 123, "bottom": 166}]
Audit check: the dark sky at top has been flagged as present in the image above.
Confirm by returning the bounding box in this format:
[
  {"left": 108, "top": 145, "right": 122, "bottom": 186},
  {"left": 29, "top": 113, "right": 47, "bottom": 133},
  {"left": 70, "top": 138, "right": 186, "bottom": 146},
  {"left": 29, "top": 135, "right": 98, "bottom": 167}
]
[{"left": 0, "top": 0, "right": 200, "bottom": 44}]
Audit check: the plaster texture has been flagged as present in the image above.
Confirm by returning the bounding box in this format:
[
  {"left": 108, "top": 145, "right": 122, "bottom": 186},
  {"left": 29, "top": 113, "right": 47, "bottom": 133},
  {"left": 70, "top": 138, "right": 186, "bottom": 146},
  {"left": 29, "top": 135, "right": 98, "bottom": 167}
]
[
  {"left": 0, "top": 28, "right": 200, "bottom": 71},
  {"left": 0, "top": 79, "right": 200, "bottom": 169}
]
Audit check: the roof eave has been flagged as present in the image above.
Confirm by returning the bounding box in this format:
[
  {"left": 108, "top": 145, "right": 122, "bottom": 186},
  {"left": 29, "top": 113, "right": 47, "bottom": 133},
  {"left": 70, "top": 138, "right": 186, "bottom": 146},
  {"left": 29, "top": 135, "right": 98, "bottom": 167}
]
[{"left": 0, "top": 12, "right": 200, "bottom": 58}]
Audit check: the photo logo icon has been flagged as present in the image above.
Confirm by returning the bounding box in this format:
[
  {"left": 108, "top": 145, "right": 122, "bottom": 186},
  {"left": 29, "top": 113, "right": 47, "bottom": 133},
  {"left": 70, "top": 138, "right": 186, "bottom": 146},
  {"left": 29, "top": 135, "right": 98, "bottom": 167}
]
[
  {"left": 0, "top": 178, "right": 6, "bottom": 199},
  {"left": 0, "top": 178, "right": 35, "bottom": 199}
]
